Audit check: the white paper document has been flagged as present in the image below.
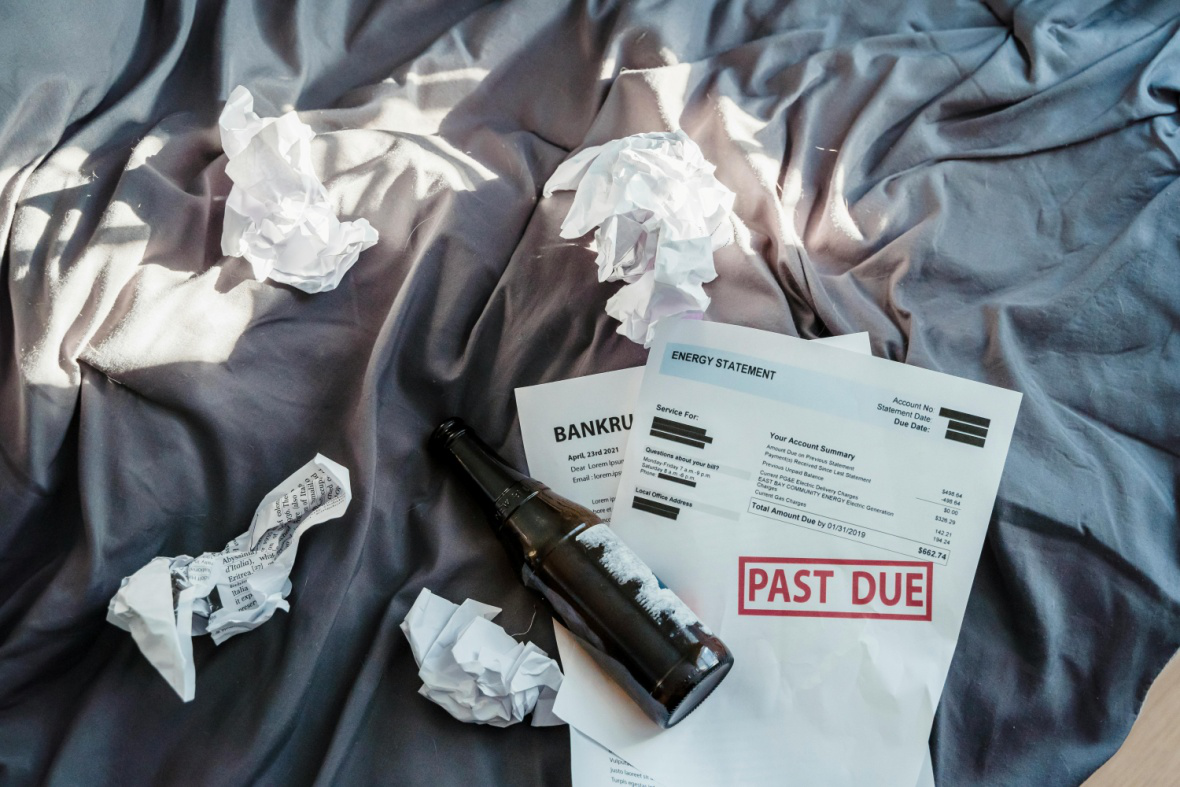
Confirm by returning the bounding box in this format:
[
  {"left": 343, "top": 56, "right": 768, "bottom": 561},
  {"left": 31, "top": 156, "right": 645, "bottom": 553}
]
[
  {"left": 546, "top": 319, "right": 1020, "bottom": 786},
  {"left": 399, "top": 588, "right": 564, "bottom": 727},
  {"left": 107, "top": 454, "right": 352, "bottom": 701},
  {"left": 515, "top": 332, "right": 871, "bottom": 786},
  {"left": 516, "top": 334, "right": 870, "bottom": 525}
]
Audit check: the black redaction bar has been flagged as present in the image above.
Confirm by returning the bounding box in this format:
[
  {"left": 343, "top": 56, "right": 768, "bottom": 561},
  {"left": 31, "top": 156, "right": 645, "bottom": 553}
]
[
  {"left": 939, "top": 407, "right": 989, "bottom": 448},
  {"left": 650, "top": 430, "right": 706, "bottom": 449},
  {"left": 938, "top": 407, "right": 990, "bottom": 428},
  {"left": 945, "top": 421, "right": 987, "bottom": 438},
  {"left": 650, "top": 416, "right": 712, "bottom": 449},
  {"left": 945, "top": 430, "right": 986, "bottom": 448},
  {"left": 658, "top": 472, "right": 697, "bottom": 488},
  {"left": 632, "top": 496, "right": 680, "bottom": 520},
  {"left": 652, "top": 416, "right": 711, "bottom": 440}
]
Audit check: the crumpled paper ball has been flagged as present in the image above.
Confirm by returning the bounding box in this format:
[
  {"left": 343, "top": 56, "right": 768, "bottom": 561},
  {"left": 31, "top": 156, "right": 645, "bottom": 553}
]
[
  {"left": 400, "top": 588, "right": 565, "bottom": 728},
  {"left": 544, "top": 130, "right": 735, "bottom": 346},
  {"left": 107, "top": 454, "right": 353, "bottom": 701},
  {"left": 219, "top": 85, "right": 378, "bottom": 293}
]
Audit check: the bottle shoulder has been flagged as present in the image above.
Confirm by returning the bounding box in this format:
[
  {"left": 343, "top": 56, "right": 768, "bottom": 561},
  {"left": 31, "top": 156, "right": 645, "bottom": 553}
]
[{"left": 505, "top": 488, "right": 602, "bottom": 566}]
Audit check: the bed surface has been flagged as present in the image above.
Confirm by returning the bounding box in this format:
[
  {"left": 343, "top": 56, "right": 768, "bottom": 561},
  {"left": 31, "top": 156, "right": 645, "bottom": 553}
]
[{"left": 1, "top": 1, "right": 1178, "bottom": 784}]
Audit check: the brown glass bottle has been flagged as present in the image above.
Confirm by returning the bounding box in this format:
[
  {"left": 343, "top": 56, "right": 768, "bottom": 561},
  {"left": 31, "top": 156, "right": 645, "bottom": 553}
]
[{"left": 431, "top": 417, "right": 733, "bottom": 729}]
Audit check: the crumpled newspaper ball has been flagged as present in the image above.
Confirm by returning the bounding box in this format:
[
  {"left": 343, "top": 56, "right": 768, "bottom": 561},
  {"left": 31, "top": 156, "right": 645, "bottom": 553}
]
[
  {"left": 107, "top": 454, "right": 353, "bottom": 702},
  {"left": 219, "top": 86, "right": 378, "bottom": 293},
  {"left": 544, "top": 130, "right": 735, "bottom": 346}
]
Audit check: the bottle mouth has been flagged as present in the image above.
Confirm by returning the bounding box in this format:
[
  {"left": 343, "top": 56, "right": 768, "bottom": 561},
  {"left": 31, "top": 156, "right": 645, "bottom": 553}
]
[{"left": 430, "top": 417, "right": 469, "bottom": 453}]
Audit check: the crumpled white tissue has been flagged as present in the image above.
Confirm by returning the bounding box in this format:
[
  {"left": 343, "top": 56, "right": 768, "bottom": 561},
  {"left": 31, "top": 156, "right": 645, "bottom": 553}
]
[
  {"left": 107, "top": 454, "right": 352, "bottom": 701},
  {"left": 543, "top": 130, "right": 735, "bottom": 347},
  {"left": 400, "top": 588, "right": 565, "bottom": 728},
  {"left": 219, "top": 85, "right": 378, "bottom": 293}
]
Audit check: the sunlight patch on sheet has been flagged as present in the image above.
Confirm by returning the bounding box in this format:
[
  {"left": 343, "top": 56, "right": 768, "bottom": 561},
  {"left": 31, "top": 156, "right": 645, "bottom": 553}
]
[
  {"left": 81, "top": 263, "right": 257, "bottom": 373},
  {"left": 376, "top": 66, "right": 491, "bottom": 134},
  {"left": 19, "top": 199, "right": 153, "bottom": 388},
  {"left": 827, "top": 162, "right": 865, "bottom": 243},
  {"left": 643, "top": 63, "right": 694, "bottom": 132},
  {"left": 600, "top": 54, "right": 618, "bottom": 80},
  {"left": 126, "top": 134, "right": 165, "bottom": 171},
  {"left": 714, "top": 94, "right": 803, "bottom": 258}
]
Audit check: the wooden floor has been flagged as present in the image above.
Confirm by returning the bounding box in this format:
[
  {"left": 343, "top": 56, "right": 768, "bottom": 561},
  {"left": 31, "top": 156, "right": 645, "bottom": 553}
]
[{"left": 1083, "top": 652, "right": 1180, "bottom": 786}]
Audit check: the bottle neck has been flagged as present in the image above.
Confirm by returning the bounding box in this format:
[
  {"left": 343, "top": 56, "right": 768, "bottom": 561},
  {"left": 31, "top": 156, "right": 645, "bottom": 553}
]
[
  {"left": 432, "top": 418, "right": 539, "bottom": 522},
  {"left": 433, "top": 417, "right": 598, "bottom": 569}
]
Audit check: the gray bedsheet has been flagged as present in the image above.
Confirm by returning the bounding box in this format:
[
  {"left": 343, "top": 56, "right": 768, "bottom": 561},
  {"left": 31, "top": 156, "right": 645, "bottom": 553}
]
[{"left": 1, "top": 1, "right": 1178, "bottom": 784}]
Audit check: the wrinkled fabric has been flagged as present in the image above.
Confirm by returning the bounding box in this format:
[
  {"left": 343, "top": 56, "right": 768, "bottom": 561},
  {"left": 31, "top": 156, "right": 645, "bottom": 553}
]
[{"left": 0, "top": 1, "right": 1178, "bottom": 786}]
